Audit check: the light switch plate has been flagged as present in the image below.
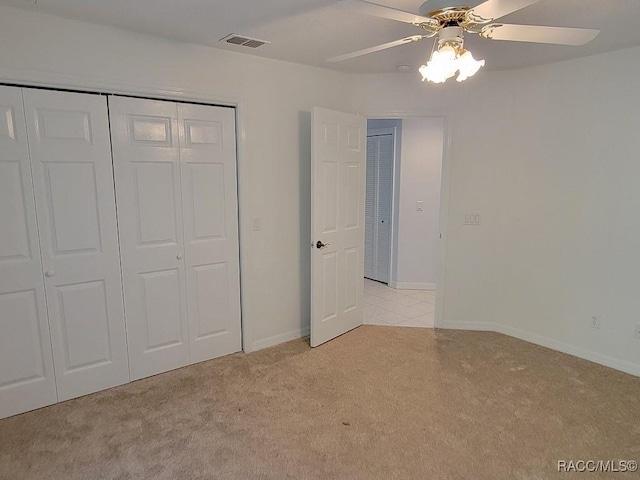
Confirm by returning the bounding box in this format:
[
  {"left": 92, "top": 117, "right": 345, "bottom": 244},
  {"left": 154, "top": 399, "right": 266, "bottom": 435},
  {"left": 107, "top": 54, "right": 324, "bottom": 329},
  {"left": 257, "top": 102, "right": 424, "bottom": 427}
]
[
  {"left": 416, "top": 201, "right": 423, "bottom": 211},
  {"left": 464, "top": 213, "right": 481, "bottom": 225}
]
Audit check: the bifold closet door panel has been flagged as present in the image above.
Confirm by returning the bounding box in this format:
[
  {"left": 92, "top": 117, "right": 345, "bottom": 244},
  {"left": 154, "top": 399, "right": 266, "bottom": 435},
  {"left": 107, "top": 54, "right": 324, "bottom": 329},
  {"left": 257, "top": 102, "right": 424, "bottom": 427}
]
[
  {"left": 0, "top": 86, "right": 57, "bottom": 419},
  {"left": 23, "top": 88, "right": 129, "bottom": 401},
  {"left": 109, "top": 96, "right": 190, "bottom": 380},
  {"left": 364, "top": 134, "right": 393, "bottom": 284},
  {"left": 375, "top": 134, "right": 394, "bottom": 284},
  {"left": 177, "top": 103, "right": 241, "bottom": 362},
  {"left": 364, "top": 136, "right": 376, "bottom": 280}
]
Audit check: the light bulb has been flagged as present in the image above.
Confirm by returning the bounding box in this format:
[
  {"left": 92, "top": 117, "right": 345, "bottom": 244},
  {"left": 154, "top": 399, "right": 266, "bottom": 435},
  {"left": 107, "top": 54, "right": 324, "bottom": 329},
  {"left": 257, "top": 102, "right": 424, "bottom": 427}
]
[{"left": 438, "top": 45, "right": 456, "bottom": 61}]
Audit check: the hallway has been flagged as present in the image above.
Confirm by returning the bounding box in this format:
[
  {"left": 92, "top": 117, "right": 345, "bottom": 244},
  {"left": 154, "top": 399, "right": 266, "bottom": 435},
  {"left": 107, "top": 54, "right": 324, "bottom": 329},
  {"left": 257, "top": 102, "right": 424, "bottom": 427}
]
[{"left": 363, "top": 279, "right": 435, "bottom": 328}]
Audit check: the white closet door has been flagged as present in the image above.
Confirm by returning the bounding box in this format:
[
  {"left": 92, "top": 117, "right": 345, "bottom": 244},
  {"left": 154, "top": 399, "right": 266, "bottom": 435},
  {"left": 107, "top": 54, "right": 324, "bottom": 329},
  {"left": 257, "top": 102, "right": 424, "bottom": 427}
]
[
  {"left": 177, "top": 103, "right": 241, "bottom": 363},
  {"left": 364, "top": 136, "right": 376, "bottom": 280},
  {"left": 375, "top": 134, "right": 394, "bottom": 284},
  {"left": 0, "top": 86, "right": 57, "bottom": 419},
  {"left": 364, "top": 133, "right": 393, "bottom": 284},
  {"left": 109, "top": 96, "right": 190, "bottom": 380},
  {"left": 23, "top": 88, "right": 129, "bottom": 401}
]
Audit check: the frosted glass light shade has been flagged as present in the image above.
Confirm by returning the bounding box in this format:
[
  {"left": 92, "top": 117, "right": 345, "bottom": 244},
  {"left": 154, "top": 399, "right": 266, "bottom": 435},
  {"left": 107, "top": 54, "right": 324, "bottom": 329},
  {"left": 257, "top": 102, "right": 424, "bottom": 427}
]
[
  {"left": 456, "top": 50, "right": 485, "bottom": 82},
  {"left": 419, "top": 46, "right": 485, "bottom": 84}
]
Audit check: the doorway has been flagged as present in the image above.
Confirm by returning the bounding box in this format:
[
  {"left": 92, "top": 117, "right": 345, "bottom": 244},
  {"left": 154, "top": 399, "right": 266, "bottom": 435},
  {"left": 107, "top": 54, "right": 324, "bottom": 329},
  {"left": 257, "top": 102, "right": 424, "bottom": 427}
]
[{"left": 363, "top": 117, "right": 446, "bottom": 328}]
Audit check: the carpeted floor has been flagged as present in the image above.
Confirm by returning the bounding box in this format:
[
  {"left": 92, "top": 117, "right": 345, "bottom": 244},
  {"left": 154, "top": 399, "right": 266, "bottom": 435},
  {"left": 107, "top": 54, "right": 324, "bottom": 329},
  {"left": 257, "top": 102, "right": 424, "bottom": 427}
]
[{"left": 1, "top": 325, "right": 639, "bottom": 479}]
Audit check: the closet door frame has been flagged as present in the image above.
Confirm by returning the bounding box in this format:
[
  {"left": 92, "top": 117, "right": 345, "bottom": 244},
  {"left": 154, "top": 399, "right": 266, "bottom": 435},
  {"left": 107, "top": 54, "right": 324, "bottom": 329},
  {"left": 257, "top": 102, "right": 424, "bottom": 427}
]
[{"left": 0, "top": 73, "right": 251, "bottom": 351}]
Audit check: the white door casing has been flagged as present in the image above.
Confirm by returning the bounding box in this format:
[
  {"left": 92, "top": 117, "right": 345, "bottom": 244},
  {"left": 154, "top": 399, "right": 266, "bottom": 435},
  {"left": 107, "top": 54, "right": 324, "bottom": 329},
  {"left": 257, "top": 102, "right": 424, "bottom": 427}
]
[
  {"left": 109, "top": 96, "right": 190, "bottom": 380},
  {"left": 0, "top": 86, "right": 58, "bottom": 419},
  {"left": 177, "top": 102, "right": 242, "bottom": 362},
  {"left": 23, "top": 88, "right": 129, "bottom": 401},
  {"left": 311, "top": 107, "right": 366, "bottom": 347}
]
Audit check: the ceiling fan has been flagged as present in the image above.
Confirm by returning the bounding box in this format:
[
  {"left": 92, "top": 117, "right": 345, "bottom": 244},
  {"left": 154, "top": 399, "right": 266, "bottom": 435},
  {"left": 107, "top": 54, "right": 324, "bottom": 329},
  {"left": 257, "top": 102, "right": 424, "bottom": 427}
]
[{"left": 328, "top": 0, "right": 600, "bottom": 83}]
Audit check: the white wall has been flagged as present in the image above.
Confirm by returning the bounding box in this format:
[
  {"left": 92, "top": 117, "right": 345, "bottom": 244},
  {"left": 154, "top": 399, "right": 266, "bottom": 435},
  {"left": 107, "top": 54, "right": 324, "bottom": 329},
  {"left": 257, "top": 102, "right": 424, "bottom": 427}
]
[
  {"left": 394, "top": 118, "right": 443, "bottom": 290},
  {"left": 355, "top": 46, "right": 640, "bottom": 376},
  {"left": 3, "top": 4, "right": 640, "bottom": 377},
  {"left": 0, "top": 5, "right": 355, "bottom": 351}
]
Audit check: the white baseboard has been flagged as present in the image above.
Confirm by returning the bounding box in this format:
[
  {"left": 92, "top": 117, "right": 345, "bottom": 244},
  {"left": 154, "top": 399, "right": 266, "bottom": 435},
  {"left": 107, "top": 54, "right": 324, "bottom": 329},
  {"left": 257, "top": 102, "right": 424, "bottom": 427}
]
[
  {"left": 440, "top": 321, "right": 640, "bottom": 378},
  {"left": 251, "top": 326, "right": 310, "bottom": 352},
  {"left": 389, "top": 281, "right": 436, "bottom": 291},
  {"left": 494, "top": 323, "right": 640, "bottom": 378},
  {"left": 439, "top": 321, "right": 497, "bottom": 332}
]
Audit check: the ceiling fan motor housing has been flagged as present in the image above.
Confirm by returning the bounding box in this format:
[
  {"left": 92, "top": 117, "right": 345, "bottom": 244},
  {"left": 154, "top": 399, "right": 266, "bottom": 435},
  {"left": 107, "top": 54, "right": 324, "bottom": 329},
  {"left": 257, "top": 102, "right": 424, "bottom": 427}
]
[
  {"left": 419, "top": 0, "right": 485, "bottom": 17},
  {"left": 438, "top": 25, "right": 464, "bottom": 51}
]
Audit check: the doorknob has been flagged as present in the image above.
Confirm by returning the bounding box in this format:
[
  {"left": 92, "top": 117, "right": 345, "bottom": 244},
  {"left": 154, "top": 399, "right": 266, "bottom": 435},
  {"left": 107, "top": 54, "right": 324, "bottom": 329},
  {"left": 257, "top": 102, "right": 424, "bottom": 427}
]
[
  {"left": 177, "top": 254, "right": 183, "bottom": 260},
  {"left": 316, "top": 240, "right": 330, "bottom": 249},
  {"left": 45, "top": 270, "right": 55, "bottom": 278}
]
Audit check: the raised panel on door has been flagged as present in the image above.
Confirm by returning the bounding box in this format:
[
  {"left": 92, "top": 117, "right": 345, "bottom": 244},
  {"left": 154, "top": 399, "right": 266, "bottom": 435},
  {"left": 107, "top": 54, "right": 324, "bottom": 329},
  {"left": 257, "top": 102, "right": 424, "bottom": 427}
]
[
  {"left": 177, "top": 103, "right": 241, "bottom": 363},
  {"left": 0, "top": 86, "right": 57, "bottom": 419},
  {"left": 311, "top": 108, "right": 366, "bottom": 347},
  {"left": 23, "top": 89, "right": 129, "bottom": 401},
  {"left": 109, "top": 96, "right": 190, "bottom": 380}
]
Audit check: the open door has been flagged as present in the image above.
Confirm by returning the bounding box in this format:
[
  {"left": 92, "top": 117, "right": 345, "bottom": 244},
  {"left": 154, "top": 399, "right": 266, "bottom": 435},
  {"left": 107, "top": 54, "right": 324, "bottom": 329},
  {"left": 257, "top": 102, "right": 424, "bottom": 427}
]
[{"left": 311, "top": 107, "right": 366, "bottom": 347}]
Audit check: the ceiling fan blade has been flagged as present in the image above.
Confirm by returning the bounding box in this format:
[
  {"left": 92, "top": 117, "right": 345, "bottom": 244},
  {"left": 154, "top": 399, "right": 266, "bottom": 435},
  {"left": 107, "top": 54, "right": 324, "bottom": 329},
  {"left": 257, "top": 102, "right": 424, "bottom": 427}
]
[
  {"left": 480, "top": 23, "right": 599, "bottom": 45},
  {"left": 338, "top": 0, "right": 438, "bottom": 27},
  {"left": 467, "top": 0, "right": 542, "bottom": 23},
  {"left": 326, "top": 35, "right": 428, "bottom": 62}
]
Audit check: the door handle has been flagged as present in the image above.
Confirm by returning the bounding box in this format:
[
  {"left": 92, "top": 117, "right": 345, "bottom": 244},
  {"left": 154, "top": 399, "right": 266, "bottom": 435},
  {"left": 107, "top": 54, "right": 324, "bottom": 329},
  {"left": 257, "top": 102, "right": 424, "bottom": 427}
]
[
  {"left": 316, "top": 240, "right": 330, "bottom": 249},
  {"left": 177, "top": 254, "right": 184, "bottom": 260},
  {"left": 45, "top": 270, "right": 55, "bottom": 278}
]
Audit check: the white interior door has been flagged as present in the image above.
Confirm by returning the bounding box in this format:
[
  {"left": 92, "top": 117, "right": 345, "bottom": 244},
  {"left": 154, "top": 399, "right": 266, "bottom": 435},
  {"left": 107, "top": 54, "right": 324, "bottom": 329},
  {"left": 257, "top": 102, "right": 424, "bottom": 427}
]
[
  {"left": 0, "top": 86, "right": 57, "bottom": 419},
  {"left": 177, "top": 103, "right": 242, "bottom": 363},
  {"left": 109, "top": 96, "right": 189, "bottom": 380},
  {"left": 23, "top": 88, "right": 129, "bottom": 401},
  {"left": 311, "top": 107, "right": 366, "bottom": 347},
  {"left": 364, "top": 132, "right": 393, "bottom": 284}
]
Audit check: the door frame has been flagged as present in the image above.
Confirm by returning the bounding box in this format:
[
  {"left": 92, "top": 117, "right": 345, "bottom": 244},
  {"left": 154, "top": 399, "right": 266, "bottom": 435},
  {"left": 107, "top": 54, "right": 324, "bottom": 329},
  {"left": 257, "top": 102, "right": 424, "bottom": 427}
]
[
  {"left": 362, "top": 112, "right": 453, "bottom": 329},
  {"left": 0, "top": 68, "right": 254, "bottom": 351},
  {"left": 365, "top": 126, "right": 397, "bottom": 285}
]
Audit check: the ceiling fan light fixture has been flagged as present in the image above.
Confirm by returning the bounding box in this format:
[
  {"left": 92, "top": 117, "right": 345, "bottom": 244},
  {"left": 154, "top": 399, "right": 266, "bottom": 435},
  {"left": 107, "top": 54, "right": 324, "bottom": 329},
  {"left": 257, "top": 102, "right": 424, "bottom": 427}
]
[
  {"left": 331, "top": 1, "right": 599, "bottom": 81},
  {"left": 419, "top": 51, "right": 457, "bottom": 83},
  {"left": 419, "top": 41, "right": 484, "bottom": 84}
]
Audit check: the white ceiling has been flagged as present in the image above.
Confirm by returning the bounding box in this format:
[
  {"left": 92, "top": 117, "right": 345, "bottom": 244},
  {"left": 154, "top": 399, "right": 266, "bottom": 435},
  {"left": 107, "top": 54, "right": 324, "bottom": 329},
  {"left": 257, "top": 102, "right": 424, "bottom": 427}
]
[{"left": 3, "top": 0, "right": 640, "bottom": 73}]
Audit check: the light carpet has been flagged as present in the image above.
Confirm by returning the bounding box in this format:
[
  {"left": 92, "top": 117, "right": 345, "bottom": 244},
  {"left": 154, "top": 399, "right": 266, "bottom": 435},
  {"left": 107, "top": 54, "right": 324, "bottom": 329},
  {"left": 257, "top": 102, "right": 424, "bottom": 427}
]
[{"left": 1, "top": 326, "right": 640, "bottom": 479}]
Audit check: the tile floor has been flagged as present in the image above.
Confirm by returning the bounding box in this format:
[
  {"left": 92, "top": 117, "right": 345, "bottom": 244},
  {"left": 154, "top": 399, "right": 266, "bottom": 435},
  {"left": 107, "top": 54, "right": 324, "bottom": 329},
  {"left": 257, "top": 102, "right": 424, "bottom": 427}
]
[{"left": 364, "top": 278, "right": 435, "bottom": 328}]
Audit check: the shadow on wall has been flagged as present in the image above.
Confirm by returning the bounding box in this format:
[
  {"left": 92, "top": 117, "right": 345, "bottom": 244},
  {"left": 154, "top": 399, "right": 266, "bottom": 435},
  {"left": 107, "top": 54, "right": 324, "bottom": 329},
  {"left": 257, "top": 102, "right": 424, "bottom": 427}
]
[{"left": 298, "top": 110, "right": 312, "bottom": 332}]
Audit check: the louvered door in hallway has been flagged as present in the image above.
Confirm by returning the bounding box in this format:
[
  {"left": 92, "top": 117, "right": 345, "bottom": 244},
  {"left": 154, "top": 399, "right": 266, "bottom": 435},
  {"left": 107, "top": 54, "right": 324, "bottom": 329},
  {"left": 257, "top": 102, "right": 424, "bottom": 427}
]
[{"left": 364, "top": 132, "right": 394, "bottom": 284}]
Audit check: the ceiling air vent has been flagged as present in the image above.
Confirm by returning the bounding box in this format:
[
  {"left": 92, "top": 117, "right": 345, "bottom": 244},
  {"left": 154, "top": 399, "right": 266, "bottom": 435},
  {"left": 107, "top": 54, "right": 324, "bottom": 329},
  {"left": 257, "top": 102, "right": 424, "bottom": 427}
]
[{"left": 220, "top": 34, "right": 270, "bottom": 49}]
